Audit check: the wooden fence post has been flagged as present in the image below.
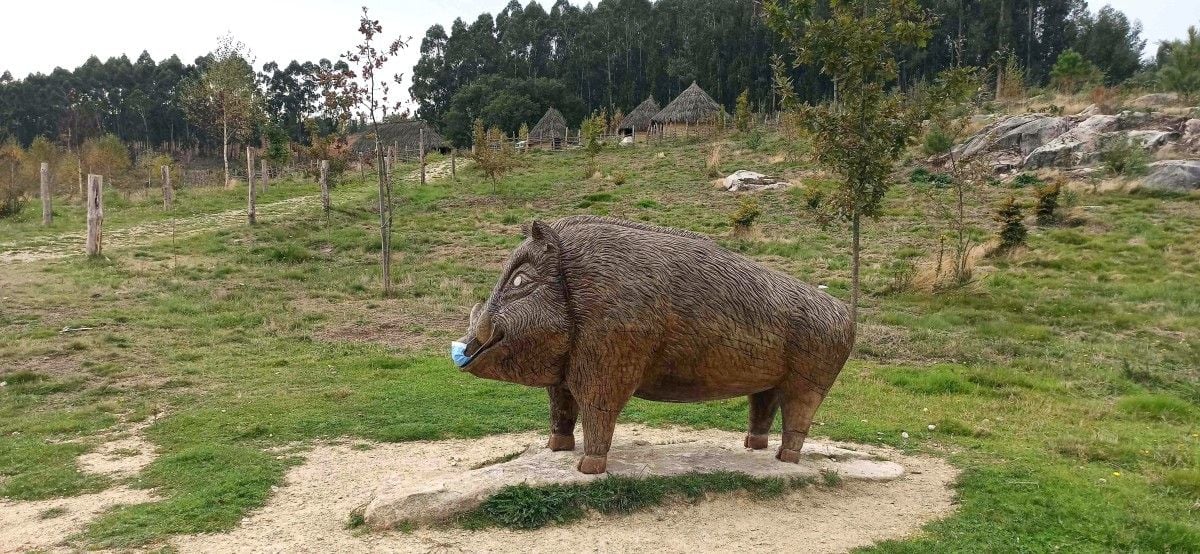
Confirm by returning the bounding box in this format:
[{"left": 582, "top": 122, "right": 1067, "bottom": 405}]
[
  {"left": 261, "top": 158, "right": 269, "bottom": 192},
  {"left": 161, "top": 165, "right": 173, "bottom": 210},
  {"left": 451, "top": 148, "right": 456, "bottom": 179},
  {"left": 319, "top": 160, "right": 330, "bottom": 215},
  {"left": 419, "top": 128, "right": 426, "bottom": 185},
  {"left": 40, "top": 162, "right": 51, "bottom": 225},
  {"left": 86, "top": 174, "right": 103, "bottom": 256},
  {"left": 246, "top": 147, "right": 256, "bottom": 225}
]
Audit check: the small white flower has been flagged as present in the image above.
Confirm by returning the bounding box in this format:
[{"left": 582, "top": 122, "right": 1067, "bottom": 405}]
[
  {"left": 0, "top": 381, "right": 6, "bottom": 387},
  {"left": 928, "top": 424, "right": 936, "bottom": 431},
  {"left": 901, "top": 431, "right": 910, "bottom": 439}
]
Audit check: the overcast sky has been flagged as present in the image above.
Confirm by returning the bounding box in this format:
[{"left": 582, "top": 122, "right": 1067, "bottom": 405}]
[{"left": 2, "top": 0, "right": 1198, "bottom": 107}]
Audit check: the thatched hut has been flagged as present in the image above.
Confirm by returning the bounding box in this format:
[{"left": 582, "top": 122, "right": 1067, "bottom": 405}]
[
  {"left": 651, "top": 82, "right": 724, "bottom": 137},
  {"left": 349, "top": 120, "right": 447, "bottom": 158},
  {"left": 617, "top": 97, "right": 660, "bottom": 140},
  {"left": 529, "top": 107, "right": 569, "bottom": 149}
]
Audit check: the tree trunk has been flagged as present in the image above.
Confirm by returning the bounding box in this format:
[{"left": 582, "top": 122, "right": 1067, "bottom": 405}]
[
  {"left": 261, "top": 158, "right": 269, "bottom": 193},
  {"left": 319, "top": 160, "right": 330, "bottom": 215},
  {"left": 222, "top": 116, "right": 231, "bottom": 188},
  {"left": 377, "top": 143, "right": 391, "bottom": 297},
  {"left": 86, "top": 174, "right": 103, "bottom": 256},
  {"left": 850, "top": 211, "right": 860, "bottom": 326},
  {"left": 40, "top": 162, "right": 52, "bottom": 225},
  {"left": 246, "top": 147, "right": 256, "bottom": 225}
]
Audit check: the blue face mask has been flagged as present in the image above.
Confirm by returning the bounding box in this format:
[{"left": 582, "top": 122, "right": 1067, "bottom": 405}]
[{"left": 450, "top": 341, "right": 472, "bottom": 368}]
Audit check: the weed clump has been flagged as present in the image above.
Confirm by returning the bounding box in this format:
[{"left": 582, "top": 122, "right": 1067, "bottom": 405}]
[{"left": 729, "top": 198, "right": 761, "bottom": 235}]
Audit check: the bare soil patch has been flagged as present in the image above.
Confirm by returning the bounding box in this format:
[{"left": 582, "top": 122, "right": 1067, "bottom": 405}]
[{"left": 173, "top": 425, "right": 958, "bottom": 553}]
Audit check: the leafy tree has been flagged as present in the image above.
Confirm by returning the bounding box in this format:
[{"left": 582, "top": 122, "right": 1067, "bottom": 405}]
[
  {"left": 1159, "top": 26, "right": 1200, "bottom": 101},
  {"left": 472, "top": 119, "right": 515, "bottom": 192},
  {"left": 180, "top": 35, "right": 261, "bottom": 187},
  {"left": 320, "top": 7, "right": 409, "bottom": 297},
  {"left": 767, "top": 0, "right": 932, "bottom": 322},
  {"left": 580, "top": 111, "right": 604, "bottom": 177},
  {"left": 0, "top": 139, "right": 26, "bottom": 217},
  {"left": 82, "top": 134, "right": 130, "bottom": 189},
  {"left": 1050, "top": 49, "right": 1101, "bottom": 93},
  {"left": 262, "top": 122, "right": 292, "bottom": 168},
  {"left": 734, "top": 89, "right": 752, "bottom": 133},
  {"left": 1070, "top": 5, "right": 1145, "bottom": 85}
]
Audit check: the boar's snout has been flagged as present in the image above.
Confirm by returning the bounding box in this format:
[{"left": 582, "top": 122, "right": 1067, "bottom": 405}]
[{"left": 453, "top": 302, "right": 502, "bottom": 369}]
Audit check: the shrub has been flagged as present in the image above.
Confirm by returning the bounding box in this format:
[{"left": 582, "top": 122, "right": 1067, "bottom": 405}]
[
  {"left": 922, "top": 126, "right": 954, "bottom": 156},
  {"left": 1098, "top": 135, "right": 1149, "bottom": 177},
  {"left": 744, "top": 129, "right": 763, "bottom": 150},
  {"left": 1050, "top": 49, "right": 1102, "bottom": 93},
  {"left": 995, "top": 196, "right": 1027, "bottom": 251},
  {"left": 1011, "top": 173, "right": 1044, "bottom": 188},
  {"left": 734, "top": 89, "right": 753, "bottom": 133},
  {"left": 1033, "top": 180, "right": 1061, "bottom": 225},
  {"left": 729, "top": 198, "right": 761, "bottom": 234}
]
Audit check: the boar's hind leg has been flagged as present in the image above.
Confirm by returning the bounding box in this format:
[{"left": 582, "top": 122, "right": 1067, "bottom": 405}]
[
  {"left": 547, "top": 385, "right": 578, "bottom": 451},
  {"left": 745, "top": 389, "right": 779, "bottom": 450},
  {"left": 776, "top": 377, "right": 827, "bottom": 464}
]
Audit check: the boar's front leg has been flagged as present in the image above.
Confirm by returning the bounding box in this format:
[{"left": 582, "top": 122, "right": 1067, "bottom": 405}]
[
  {"left": 546, "top": 385, "right": 577, "bottom": 451},
  {"left": 568, "top": 359, "right": 640, "bottom": 475}
]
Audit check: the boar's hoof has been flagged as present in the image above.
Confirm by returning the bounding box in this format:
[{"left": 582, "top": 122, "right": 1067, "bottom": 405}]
[
  {"left": 776, "top": 448, "right": 802, "bottom": 464},
  {"left": 577, "top": 454, "right": 607, "bottom": 474},
  {"left": 744, "top": 433, "right": 769, "bottom": 450},
  {"left": 547, "top": 434, "right": 575, "bottom": 451}
]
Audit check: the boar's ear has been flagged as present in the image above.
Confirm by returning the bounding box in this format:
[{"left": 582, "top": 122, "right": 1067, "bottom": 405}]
[{"left": 528, "top": 220, "right": 561, "bottom": 262}]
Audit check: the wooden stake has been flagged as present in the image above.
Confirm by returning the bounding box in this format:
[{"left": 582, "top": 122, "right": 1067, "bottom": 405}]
[
  {"left": 161, "top": 165, "right": 173, "bottom": 210},
  {"left": 246, "top": 147, "right": 256, "bottom": 225},
  {"left": 86, "top": 174, "right": 103, "bottom": 256},
  {"left": 40, "top": 162, "right": 51, "bottom": 225},
  {"left": 451, "top": 148, "right": 456, "bottom": 179},
  {"left": 319, "top": 159, "right": 330, "bottom": 215},
  {"left": 419, "top": 128, "right": 426, "bottom": 185}
]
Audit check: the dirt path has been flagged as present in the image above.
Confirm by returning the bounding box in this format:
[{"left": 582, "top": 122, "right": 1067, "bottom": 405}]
[
  {"left": 0, "top": 195, "right": 317, "bottom": 264},
  {"left": 174, "top": 425, "right": 958, "bottom": 553},
  {"left": 0, "top": 422, "right": 158, "bottom": 553}
]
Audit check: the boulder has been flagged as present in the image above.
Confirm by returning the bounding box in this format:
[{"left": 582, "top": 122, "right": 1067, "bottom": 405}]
[
  {"left": 723, "top": 170, "right": 789, "bottom": 192},
  {"left": 1130, "top": 93, "right": 1180, "bottom": 108},
  {"left": 1141, "top": 160, "right": 1200, "bottom": 193},
  {"left": 361, "top": 435, "right": 907, "bottom": 528},
  {"left": 1024, "top": 114, "right": 1119, "bottom": 169},
  {"left": 1074, "top": 104, "right": 1102, "bottom": 118}
]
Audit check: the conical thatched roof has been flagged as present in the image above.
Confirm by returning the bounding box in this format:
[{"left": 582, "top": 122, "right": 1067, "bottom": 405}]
[
  {"left": 618, "top": 97, "right": 660, "bottom": 132},
  {"left": 349, "top": 120, "right": 444, "bottom": 155},
  {"left": 530, "top": 107, "right": 568, "bottom": 139},
  {"left": 652, "top": 82, "right": 722, "bottom": 125}
]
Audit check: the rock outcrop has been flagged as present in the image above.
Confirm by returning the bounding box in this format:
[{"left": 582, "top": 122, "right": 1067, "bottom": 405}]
[
  {"left": 722, "top": 170, "right": 790, "bottom": 192},
  {"left": 1024, "top": 115, "right": 1118, "bottom": 169},
  {"left": 1130, "top": 93, "right": 1180, "bottom": 108},
  {"left": 1141, "top": 160, "right": 1200, "bottom": 193}
]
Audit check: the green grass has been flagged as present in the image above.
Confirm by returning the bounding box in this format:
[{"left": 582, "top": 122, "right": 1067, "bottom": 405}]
[
  {"left": 460, "top": 471, "right": 814, "bottom": 530},
  {"left": 1, "top": 137, "right": 1198, "bottom": 549}
]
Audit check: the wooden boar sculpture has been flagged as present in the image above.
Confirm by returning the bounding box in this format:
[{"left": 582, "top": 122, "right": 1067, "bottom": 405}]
[{"left": 452, "top": 216, "right": 854, "bottom": 474}]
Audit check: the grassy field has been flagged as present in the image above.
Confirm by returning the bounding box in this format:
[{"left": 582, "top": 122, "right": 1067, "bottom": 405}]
[{"left": 1, "top": 134, "right": 1198, "bottom": 551}]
